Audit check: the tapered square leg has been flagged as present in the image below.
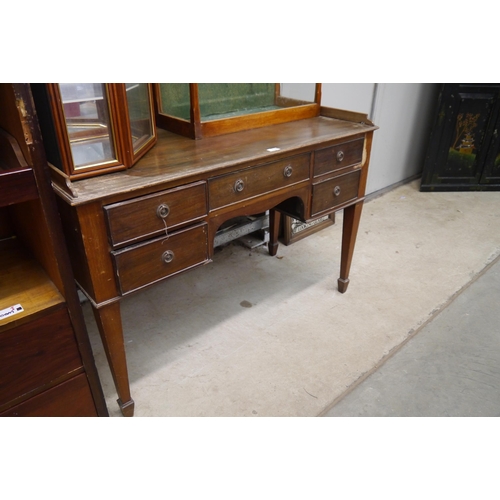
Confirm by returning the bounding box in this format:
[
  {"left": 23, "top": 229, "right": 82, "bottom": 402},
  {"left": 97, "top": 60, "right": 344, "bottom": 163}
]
[
  {"left": 92, "top": 301, "right": 134, "bottom": 416},
  {"left": 268, "top": 209, "right": 281, "bottom": 256},
  {"left": 338, "top": 201, "right": 364, "bottom": 293}
]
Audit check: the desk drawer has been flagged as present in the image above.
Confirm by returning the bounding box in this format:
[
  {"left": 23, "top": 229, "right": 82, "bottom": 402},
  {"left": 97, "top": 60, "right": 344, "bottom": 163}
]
[
  {"left": 209, "top": 154, "right": 310, "bottom": 210},
  {"left": 311, "top": 169, "right": 360, "bottom": 216},
  {"left": 314, "top": 138, "right": 364, "bottom": 177},
  {"left": 112, "top": 223, "right": 209, "bottom": 294},
  {"left": 104, "top": 181, "right": 207, "bottom": 248}
]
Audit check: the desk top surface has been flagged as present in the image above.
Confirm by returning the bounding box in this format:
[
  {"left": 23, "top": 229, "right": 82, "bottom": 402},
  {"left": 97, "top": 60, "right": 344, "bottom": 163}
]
[{"left": 56, "top": 115, "right": 376, "bottom": 206}]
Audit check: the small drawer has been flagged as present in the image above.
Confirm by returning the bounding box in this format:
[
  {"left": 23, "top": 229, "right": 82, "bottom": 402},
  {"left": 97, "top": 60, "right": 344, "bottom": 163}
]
[
  {"left": 313, "top": 138, "right": 364, "bottom": 177},
  {"left": 311, "top": 169, "right": 361, "bottom": 216},
  {"left": 104, "top": 181, "right": 207, "bottom": 248},
  {"left": 1, "top": 374, "right": 97, "bottom": 417},
  {"left": 209, "top": 154, "right": 310, "bottom": 210},
  {"left": 112, "top": 223, "right": 209, "bottom": 294},
  {"left": 0, "top": 307, "right": 83, "bottom": 407}
]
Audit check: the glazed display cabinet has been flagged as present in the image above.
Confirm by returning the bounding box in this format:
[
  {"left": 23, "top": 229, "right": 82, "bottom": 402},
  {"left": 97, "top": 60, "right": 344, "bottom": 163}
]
[
  {"left": 154, "top": 83, "right": 322, "bottom": 139},
  {"left": 31, "top": 83, "right": 157, "bottom": 181}
]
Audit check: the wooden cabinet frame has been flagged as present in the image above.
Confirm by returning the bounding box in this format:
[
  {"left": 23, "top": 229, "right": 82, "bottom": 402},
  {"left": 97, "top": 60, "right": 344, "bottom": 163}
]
[{"left": 154, "top": 83, "right": 322, "bottom": 139}]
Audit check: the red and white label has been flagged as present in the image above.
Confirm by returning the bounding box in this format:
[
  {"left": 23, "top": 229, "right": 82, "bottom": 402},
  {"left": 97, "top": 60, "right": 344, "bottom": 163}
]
[{"left": 0, "top": 304, "right": 24, "bottom": 320}]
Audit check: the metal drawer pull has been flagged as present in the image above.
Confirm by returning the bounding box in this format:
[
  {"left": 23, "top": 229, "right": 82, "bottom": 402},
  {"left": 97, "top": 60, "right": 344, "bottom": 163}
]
[
  {"left": 162, "top": 250, "right": 175, "bottom": 263},
  {"left": 333, "top": 186, "right": 341, "bottom": 197},
  {"left": 234, "top": 179, "right": 245, "bottom": 193},
  {"left": 156, "top": 204, "right": 170, "bottom": 219},
  {"left": 337, "top": 151, "right": 344, "bottom": 162},
  {"left": 283, "top": 165, "right": 293, "bottom": 178}
]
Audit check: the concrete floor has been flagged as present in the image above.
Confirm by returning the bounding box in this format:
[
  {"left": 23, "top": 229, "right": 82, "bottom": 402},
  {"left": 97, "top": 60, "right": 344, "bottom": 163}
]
[
  {"left": 83, "top": 179, "right": 500, "bottom": 417},
  {"left": 323, "top": 254, "right": 500, "bottom": 417}
]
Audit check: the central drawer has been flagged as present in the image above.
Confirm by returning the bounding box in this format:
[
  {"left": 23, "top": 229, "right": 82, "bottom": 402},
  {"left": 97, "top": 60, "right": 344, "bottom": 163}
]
[
  {"left": 208, "top": 154, "right": 310, "bottom": 210},
  {"left": 112, "top": 223, "right": 209, "bottom": 295},
  {"left": 104, "top": 181, "right": 207, "bottom": 248}
]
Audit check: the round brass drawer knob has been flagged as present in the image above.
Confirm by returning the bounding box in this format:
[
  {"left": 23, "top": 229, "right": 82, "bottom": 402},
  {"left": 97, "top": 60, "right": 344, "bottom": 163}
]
[
  {"left": 333, "top": 186, "right": 341, "bottom": 197},
  {"left": 283, "top": 165, "right": 293, "bottom": 178},
  {"left": 162, "top": 250, "right": 175, "bottom": 263},
  {"left": 234, "top": 179, "right": 245, "bottom": 193},
  {"left": 337, "top": 151, "right": 345, "bottom": 162},
  {"left": 157, "top": 204, "right": 170, "bottom": 219}
]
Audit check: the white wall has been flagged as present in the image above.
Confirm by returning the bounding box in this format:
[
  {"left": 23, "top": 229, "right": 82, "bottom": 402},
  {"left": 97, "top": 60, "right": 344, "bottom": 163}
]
[
  {"left": 366, "top": 83, "right": 439, "bottom": 194},
  {"left": 282, "top": 83, "right": 440, "bottom": 195}
]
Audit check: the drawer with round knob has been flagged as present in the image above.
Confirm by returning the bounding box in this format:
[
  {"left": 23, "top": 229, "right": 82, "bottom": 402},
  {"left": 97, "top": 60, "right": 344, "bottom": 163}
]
[
  {"left": 208, "top": 154, "right": 310, "bottom": 210},
  {"left": 311, "top": 169, "right": 361, "bottom": 216},
  {"left": 104, "top": 181, "right": 207, "bottom": 248},
  {"left": 313, "top": 138, "right": 364, "bottom": 178},
  {"left": 111, "top": 223, "right": 209, "bottom": 294}
]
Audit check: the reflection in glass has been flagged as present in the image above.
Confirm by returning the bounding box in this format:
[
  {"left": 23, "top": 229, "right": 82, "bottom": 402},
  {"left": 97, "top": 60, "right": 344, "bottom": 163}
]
[
  {"left": 279, "top": 83, "right": 317, "bottom": 103},
  {"left": 59, "top": 83, "right": 116, "bottom": 169},
  {"left": 125, "top": 83, "right": 153, "bottom": 154}
]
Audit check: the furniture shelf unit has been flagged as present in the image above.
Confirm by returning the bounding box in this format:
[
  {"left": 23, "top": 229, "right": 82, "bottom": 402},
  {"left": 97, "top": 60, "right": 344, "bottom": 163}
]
[{"left": 0, "top": 83, "right": 107, "bottom": 417}]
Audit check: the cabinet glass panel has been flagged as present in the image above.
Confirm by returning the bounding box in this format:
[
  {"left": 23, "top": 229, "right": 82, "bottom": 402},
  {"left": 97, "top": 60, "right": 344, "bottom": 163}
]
[
  {"left": 280, "top": 83, "right": 318, "bottom": 104},
  {"left": 59, "top": 83, "right": 116, "bottom": 169},
  {"left": 197, "top": 83, "right": 277, "bottom": 120},
  {"left": 157, "top": 83, "right": 318, "bottom": 122},
  {"left": 125, "top": 83, "right": 154, "bottom": 154},
  {"left": 155, "top": 83, "right": 321, "bottom": 140},
  {"left": 158, "top": 83, "right": 190, "bottom": 120}
]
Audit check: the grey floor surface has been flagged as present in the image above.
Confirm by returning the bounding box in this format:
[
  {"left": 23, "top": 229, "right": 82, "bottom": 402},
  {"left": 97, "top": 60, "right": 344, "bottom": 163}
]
[
  {"left": 324, "top": 255, "right": 500, "bottom": 417},
  {"left": 83, "top": 180, "right": 500, "bottom": 417}
]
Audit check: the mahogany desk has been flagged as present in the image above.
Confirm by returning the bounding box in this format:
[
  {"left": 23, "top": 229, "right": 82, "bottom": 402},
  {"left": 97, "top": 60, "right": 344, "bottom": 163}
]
[{"left": 52, "top": 109, "right": 377, "bottom": 416}]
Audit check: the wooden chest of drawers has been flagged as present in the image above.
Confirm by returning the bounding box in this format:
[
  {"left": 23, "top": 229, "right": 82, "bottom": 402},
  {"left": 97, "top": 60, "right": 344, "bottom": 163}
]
[{"left": 0, "top": 83, "right": 107, "bottom": 417}]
